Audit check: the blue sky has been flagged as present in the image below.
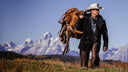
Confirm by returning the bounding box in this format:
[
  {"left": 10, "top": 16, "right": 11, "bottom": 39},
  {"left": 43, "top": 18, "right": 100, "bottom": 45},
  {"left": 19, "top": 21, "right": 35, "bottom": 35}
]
[{"left": 0, "top": 0, "right": 128, "bottom": 52}]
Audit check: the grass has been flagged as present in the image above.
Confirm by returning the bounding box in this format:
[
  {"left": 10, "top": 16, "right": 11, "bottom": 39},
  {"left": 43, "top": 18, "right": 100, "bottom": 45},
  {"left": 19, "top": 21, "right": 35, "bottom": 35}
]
[
  {"left": 0, "top": 52, "right": 128, "bottom": 72},
  {"left": 0, "top": 58, "right": 128, "bottom": 72}
]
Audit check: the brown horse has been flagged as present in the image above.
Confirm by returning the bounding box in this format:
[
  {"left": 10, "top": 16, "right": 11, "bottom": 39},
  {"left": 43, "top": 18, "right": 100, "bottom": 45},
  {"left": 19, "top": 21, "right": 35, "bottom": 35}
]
[{"left": 58, "top": 8, "right": 85, "bottom": 55}]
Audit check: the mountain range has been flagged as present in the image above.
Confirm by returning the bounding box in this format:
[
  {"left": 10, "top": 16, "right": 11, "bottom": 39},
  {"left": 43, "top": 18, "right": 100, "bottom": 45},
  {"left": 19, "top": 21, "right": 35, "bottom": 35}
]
[
  {"left": 100, "top": 44, "right": 128, "bottom": 62},
  {"left": 0, "top": 32, "right": 79, "bottom": 56},
  {"left": 0, "top": 32, "right": 128, "bottom": 62}
]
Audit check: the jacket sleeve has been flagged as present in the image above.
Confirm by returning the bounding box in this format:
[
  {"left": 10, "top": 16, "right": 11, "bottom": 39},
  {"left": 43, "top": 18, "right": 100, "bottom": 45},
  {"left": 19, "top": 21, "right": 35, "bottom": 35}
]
[
  {"left": 75, "top": 18, "right": 84, "bottom": 39},
  {"left": 102, "top": 21, "right": 108, "bottom": 48}
]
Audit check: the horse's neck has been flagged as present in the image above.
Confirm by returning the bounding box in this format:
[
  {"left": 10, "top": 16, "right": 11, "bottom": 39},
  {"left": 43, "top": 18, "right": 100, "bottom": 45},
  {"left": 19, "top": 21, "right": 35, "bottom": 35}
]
[{"left": 77, "top": 11, "right": 83, "bottom": 15}]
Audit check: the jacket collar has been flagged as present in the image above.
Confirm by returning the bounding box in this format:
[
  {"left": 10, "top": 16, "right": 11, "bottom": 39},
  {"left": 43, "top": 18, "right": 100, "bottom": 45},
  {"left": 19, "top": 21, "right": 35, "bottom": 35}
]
[{"left": 84, "top": 13, "right": 105, "bottom": 22}]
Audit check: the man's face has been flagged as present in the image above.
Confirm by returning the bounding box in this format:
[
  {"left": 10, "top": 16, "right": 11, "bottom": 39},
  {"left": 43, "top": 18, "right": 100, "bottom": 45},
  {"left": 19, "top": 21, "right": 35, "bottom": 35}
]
[{"left": 91, "top": 9, "right": 100, "bottom": 17}]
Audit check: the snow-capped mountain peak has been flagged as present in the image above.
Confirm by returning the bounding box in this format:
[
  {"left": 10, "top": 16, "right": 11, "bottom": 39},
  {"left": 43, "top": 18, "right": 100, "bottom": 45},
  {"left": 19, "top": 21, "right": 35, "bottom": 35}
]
[
  {"left": 0, "top": 41, "right": 16, "bottom": 51},
  {"left": 23, "top": 38, "right": 33, "bottom": 45},
  {"left": 42, "top": 32, "right": 52, "bottom": 40},
  {"left": 7, "top": 41, "right": 16, "bottom": 48}
]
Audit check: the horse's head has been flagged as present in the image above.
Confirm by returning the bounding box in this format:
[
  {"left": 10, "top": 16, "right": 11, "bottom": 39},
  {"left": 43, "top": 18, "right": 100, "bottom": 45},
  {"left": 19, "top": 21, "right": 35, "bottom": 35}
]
[
  {"left": 76, "top": 10, "right": 86, "bottom": 16},
  {"left": 66, "top": 8, "right": 78, "bottom": 14}
]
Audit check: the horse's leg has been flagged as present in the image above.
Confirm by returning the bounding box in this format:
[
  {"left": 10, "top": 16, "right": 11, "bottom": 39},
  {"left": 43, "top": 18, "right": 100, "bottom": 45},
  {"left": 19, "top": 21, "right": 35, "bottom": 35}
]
[
  {"left": 60, "top": 25, "right": 66, "bottom": 37},
  {"left": 62, "top": 30, "right": 70, "bottom": 55},
  {"left": 59, "top": 25, "right": 67, "bottom": 43},
  {"left": 65, "top": 34, "right": 70, "bottom": 53}
]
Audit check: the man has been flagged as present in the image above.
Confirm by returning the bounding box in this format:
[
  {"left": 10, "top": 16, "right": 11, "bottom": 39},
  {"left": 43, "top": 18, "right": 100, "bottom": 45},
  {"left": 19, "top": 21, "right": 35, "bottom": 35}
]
[{"left": 77, "top": 3, "right": 108, "bottom": 68}]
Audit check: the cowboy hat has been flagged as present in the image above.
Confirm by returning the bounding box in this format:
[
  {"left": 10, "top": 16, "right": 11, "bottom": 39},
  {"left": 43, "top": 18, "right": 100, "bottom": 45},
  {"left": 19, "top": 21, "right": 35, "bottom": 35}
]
[{"left": 86, "top": 3, "right": 103, "bottom": 12}]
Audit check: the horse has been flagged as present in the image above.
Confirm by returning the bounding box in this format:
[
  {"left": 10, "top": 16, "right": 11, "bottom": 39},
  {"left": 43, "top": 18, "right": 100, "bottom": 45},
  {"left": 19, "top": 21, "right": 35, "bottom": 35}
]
[{"left": 58, "top": 8, "right": 86, "bottom": 55}]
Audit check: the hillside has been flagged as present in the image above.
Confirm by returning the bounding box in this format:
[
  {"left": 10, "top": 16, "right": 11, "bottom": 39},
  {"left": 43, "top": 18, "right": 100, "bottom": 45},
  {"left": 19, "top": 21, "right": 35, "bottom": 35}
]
[{"left": 0, "top": 51, "right": 128, "bottom": 72}]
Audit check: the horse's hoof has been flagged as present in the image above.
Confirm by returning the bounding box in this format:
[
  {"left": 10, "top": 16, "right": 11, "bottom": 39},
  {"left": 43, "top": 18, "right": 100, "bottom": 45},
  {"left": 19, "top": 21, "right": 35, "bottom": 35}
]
[
  {"left": 59, "top": 35, "right": 66, "bottom": 44},
  {"left": 60, "top": 39, "right": 66, "bottom": 44}
]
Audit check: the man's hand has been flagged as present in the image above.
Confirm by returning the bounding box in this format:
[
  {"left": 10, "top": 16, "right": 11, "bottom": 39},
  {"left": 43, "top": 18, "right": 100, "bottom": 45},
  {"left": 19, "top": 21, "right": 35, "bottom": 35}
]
[
  {"left": 103, "top": 46, "right": 108, "bottom": 52},
  {"left": 79, "top": 15, "right": 84, "bottom": 19}
]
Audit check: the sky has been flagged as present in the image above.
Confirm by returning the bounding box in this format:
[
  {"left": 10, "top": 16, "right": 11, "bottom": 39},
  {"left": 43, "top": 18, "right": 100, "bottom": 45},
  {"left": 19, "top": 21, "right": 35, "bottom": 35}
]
[{"left": 0, "top": 0, "right": 128, "bottom": 52}]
